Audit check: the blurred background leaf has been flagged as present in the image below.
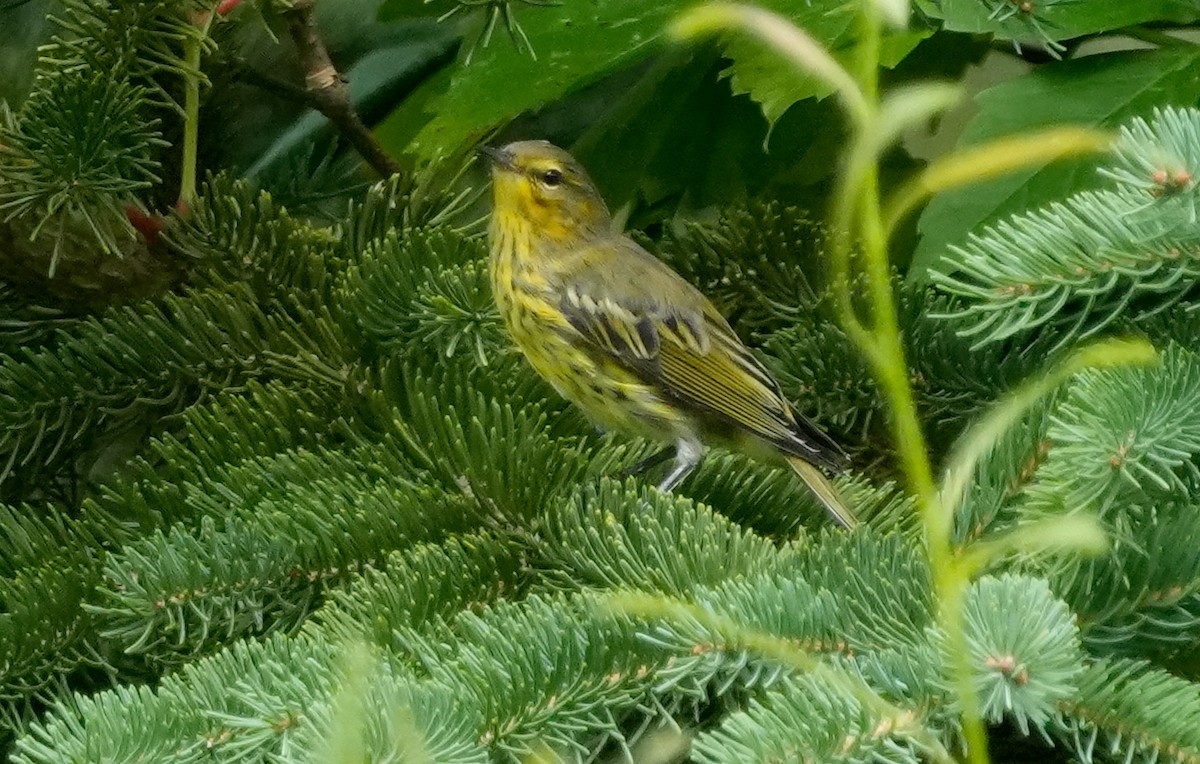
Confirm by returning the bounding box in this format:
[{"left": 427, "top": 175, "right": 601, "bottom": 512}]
[{"left": 910, "top": 46, "right": 1200, "bottom": 281}]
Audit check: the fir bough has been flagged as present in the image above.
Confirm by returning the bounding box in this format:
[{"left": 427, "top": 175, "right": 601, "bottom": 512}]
[
  {"left": 3, "top": 2, "right": 1200, "bottom": 757},
  {"left": 932, "top": 107, "right": 1200, "bottom": 350}
]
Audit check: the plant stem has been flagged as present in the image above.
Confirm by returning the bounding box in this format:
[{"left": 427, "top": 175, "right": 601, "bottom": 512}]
[
  {"left": 840, "top": 6, "right": 990, "bottom": 764},
  {"left": 677, "top": 5, "right": 1002, "bottom": 759},
  {"left": 283, "top": 0, "right": 402, "bottom": 179},
  {"left": 178, "top": 19, "right": 207, "bottom": 210}
]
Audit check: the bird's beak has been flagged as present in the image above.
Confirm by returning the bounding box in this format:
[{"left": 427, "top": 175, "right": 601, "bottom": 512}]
[{"left": 477, "top": 145, "right": 515, "bottom": 172}]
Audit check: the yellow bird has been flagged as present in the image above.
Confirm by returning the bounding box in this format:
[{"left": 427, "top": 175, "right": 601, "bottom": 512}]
[{"left": 481, "top": 140, "right": 856, "bottom": 529}]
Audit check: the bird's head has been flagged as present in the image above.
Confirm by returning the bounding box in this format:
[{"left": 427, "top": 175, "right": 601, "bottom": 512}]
[{"left": 480, "top": 140, "right": 612, "bottom": 243}]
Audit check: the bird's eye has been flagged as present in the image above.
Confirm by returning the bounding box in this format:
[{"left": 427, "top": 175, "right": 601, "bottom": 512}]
[{"left": 540, "top": 168, "right": 564, "bottom": 187}]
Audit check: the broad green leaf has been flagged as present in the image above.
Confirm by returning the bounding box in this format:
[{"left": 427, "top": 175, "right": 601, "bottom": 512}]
[
  {"left": 378, "top": 0, "right": 447, "bottom": 19},
  {"left": 872, "top": 0, "right": 912, "bottom": 29},
  {"left": 562, "top": 48, "right": 870, "bottom": 225},
  {"left": 722, "top": 26, "right": 930, "bottom": 131},
  {"left": 568, "top": 49, "right": 782, "bottom": 215},
  {"left": 933, "top": 0, "right": 1200, "bottom": 43},
  {"left": 388, "top": 0, "right": 851, "bottom": 160},
  {"left": 0, "top": 0, "right": 49, "bottom": 104},
  {"left": 910, "top": 47, "right": 1200, "bottom": 282},
  {"left": 401, "top": 1, "right": 686, "bottom": 159}
]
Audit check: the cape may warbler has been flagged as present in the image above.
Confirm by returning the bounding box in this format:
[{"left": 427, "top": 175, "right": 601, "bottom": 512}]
[{"left": 482, "top": 140, "right": 856, "bottom": 528}]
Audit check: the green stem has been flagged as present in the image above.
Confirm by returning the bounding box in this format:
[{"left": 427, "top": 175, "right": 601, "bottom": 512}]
[
  {"left": 179, "top": 11, "right": 215, "bottom": 210},
  {"left": 939, "top": 581, "right": 983, "bottom": 756},
  {"left": 828, "top": 138, "right": 879, "bottom": 358},
  {"left": 179, "top": 35, "right": 200, "bottom": 209},
  {"left": 854, "top": 5, "right": 880, "bottom": 103},
  {"left": 675, "top": 5, "right": 1003, "bottom": 760},
  {"left": 843, "top": 6, "right": 990, "bottom": 764}
]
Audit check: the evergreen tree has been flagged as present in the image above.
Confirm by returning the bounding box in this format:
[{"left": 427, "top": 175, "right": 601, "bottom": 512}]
[{"left": 0, "top": 0, "right": 1199, "bottom": 763}]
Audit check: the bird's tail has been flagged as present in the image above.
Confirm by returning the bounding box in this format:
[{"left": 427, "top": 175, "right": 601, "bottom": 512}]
[{"left": 787, "top": 456, "right": 858, "bottom": 530}]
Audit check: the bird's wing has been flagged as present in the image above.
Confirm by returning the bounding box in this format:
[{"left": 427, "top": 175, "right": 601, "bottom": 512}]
[{"left": 557, "top": 236, "right": 845, "bottom": 469}]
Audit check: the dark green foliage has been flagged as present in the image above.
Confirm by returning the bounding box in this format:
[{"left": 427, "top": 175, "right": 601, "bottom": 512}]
[
  {"left": 948, "top": 575, "right": 1084, "bottom": 734},
  {"left": 647, "top": 201, "right": 824, "bottom": 334},
  {"left": 1054, "top": 499, "right": 1200, "bottom": 658},
  {"left": 0, "top": 0, "right": 208, "bottom": 299},
  {"left": 91, "top": 381, "right": 352, "bottom": 529},
  {"left": 90, "top": 470, "right": 478, "bottom": 667},
  {"left": 948, "top": 393, "right": 1057, "bottom": 547},
  {"left": 340, "top": 226, "right": 502, "bottom": 363},
  {"left": 0, "top": 285, "right": 347, "bottom": 501},
  {"left": 165, "top": 174, "right": 344, "bottom": 298},
  {"left": 0, "top": 285, "right": 80, "bottom": 350},
  {"left": 682, "top": 450, "right": 919, "bottom": 537},
  {"left": 0, "top": 74, "right": 163, "bottom": 260},
  {"left": 0, "top": 501, "right": 125, "bottom": 577},
  {"left": 764, "top": 279, "right": 1067, "bottom": 473},
  {"left": 1021, "top": 344, "right": 1200, "bottom": 526},
  {"left": 46, "top": 0, "right": 209, "bottom": 85},
  {"left": 1056, "top": 658, "right": 1200, "bottom": 764},
  {"left": 437, "top": 596, "right": 664, "bottom": 761},
  {"left": 932, "top": 108, "right": 1200, "bottom": 350},
  {"left": 0, "top": 561, "right": 100, "bottom": 705},
  {"left": 762, "top": 317, "right": 883, "bottom": 447},
  {"left": 0, "top": 503, "right": 133, "bottom": 732},
  {"left": 309, "top": 533, "right": 532, "bottom": 665},
  {"left": 540, "top": 478, "right": 788, "bottom": 594},
  {"left": 787, "top": 530, "right": 933, "bottom": 651},
  {"left": 4, "top": 1, "right": 1200, "bottom": 761},
  {"left": 900, "top": 292, "right": 1061, "bottom": 436}
]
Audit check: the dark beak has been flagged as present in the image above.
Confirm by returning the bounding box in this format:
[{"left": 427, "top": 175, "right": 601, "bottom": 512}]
[{"left": 477, "top": 145, "right": 515, "bottom": 171}]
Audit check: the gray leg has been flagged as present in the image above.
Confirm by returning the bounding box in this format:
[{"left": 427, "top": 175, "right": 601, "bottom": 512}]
[{"left": 656, "top": 439, "right": 705, "bottom": 493}]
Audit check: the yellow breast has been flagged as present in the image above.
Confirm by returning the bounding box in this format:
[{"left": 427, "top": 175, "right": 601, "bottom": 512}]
[{"left": 487, "top": 217, "right": 687, "bottom": 440}]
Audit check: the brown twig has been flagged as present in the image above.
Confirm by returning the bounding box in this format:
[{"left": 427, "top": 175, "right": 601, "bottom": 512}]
[{"left": 282, "top": 0, "right": 402, "bottom": 178}]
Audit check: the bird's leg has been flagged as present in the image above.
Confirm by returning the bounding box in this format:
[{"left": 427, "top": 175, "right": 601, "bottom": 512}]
[
  {"left": 617, "top": 446, "right": 675, "bottom": 479},
  {"left": 656, "top": 439, "right": 705, "bottom": 493}
]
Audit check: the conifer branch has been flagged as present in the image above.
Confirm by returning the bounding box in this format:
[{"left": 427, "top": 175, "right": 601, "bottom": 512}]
[
  {"left": 1020, "top": 344, "right": 1200, "bottom": 524},
  {"left": 933, "top": 108, "right": 1200, "bottom": 350},
  {"left": 1054, "top": 500, "right": 1200, "bottom": 656},
  {"left": 539, "top": 479, "right": 789, "bottom": 595},
  {"left": 8, "top": 2, "right": 1200, "bottom": 759},
  {"left": 309, "top": 534, "right": 529, "bottom": 659},
  {"left": 91, "top": 472, "right": 479, "bottom": 666},
  {"left": 1056, "top": 658, "right": 1200, "bottom": 764},
  {"left": 942, "top": 575, "right": 1084, "bottom": 735},
  {"left": 0, "top": 499, "right": 134, "bottom": 743}
]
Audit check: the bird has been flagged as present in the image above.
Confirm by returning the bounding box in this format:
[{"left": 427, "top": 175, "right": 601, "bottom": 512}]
[{"left": 480, "top": 139, "right": 857, "bottom": 528}]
